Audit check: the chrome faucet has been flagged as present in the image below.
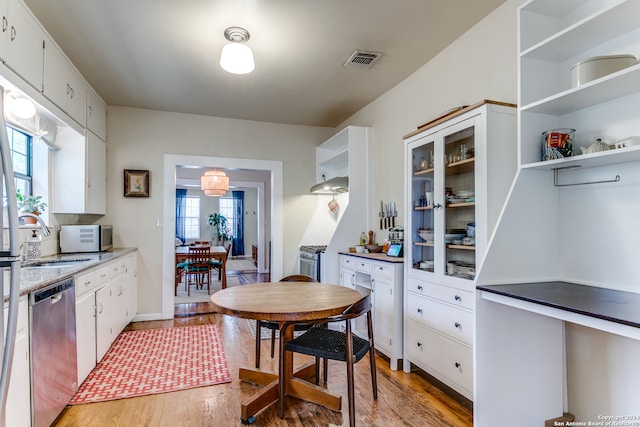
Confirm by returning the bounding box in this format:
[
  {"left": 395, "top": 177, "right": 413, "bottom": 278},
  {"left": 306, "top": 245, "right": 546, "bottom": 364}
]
[{"left": 18, "top": 213, "right": 51, "bottom": 236}]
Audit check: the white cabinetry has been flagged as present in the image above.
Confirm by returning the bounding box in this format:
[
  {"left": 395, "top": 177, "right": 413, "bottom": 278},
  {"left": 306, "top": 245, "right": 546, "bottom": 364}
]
[
  {"left": 95, "top": 281, "right": 111, "bottom": 361},
  {"left": 0, "top": 0, "right": 45, "bottom": 91},
  {"left": 75, "top": 252, "right": 138, "bottom": 384},
  {"left": 87, "top": 87, "right": 107, "bottom": 140},
  {"left": 475, "top": 1, "right": 640, "bottom": 424},
  {"left": 339, "top": 254, "right": 403, "bottom": 370},
  {"left": 403, "top": 101, "right": 516, "bottom": 400},
  {"left": 3, "top": 296, "right": 30, "bottom": 427},
  {"left": 43, "top": 38, "right": 86, "bottom": 126},
  {"left": 53, "top": 127, "right": 106, "bottom": 214}
]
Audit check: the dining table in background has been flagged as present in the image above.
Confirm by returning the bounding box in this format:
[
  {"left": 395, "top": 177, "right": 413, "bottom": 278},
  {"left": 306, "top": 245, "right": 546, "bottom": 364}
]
[
  {"left": 210, "top": 282, "right": 362, "bottom": 424},
  {"left": 175, "top": 245, "right": 228, "bottom": 289}
]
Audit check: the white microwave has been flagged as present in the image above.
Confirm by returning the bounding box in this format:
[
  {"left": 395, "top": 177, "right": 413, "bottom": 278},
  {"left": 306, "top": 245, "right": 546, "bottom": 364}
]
[{"left": 60, "top": 225, "right": 113, "bottom": 253}]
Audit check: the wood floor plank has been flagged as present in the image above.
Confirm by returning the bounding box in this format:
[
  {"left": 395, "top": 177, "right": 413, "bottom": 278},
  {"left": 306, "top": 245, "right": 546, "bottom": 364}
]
[{"left": 54, "top": 272, "right": 473, "bottom": 426}]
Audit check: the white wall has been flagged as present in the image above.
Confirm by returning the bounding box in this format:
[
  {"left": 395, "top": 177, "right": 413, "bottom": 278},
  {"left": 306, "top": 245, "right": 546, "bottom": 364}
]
[{"left": 103, "top": 107, "right": 332, "bottom": 317}]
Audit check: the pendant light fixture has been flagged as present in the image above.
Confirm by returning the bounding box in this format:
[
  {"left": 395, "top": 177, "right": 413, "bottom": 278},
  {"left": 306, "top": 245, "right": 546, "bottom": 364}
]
[
  {"left": 201, "top": 170, "right": 229, "bottom": 196},
  {"left": 220, "top": 26, "right": 255, "bottom": 74}
]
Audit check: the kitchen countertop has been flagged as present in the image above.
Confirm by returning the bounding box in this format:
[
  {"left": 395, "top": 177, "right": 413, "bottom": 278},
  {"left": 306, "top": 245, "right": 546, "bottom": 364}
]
[
  {"left": 3, "top": 248, "right": 137, "bottom": 302},
  {"left": 477, "top": 281, "right": 640, "bottom": 329},
  {"left": 338, "top": 251, "right": 404, "bottom": 263}
]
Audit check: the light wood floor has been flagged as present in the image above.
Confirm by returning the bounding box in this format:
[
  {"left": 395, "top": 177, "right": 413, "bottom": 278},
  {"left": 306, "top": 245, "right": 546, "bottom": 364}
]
[{"left": 54, "top": 273, "right": 473, "bottom": 427}]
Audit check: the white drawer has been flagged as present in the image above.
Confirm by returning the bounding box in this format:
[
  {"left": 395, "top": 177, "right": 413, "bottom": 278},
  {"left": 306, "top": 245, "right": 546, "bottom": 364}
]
[
  {"left": 406, "top": 294, "right": 473, "bottom": 345},
  {"left": 372, "top": 262, "right": 393, "bottom": 278},
  {"left": 109, "top": 259, "right": 127, "bottom": 277},
  {"left": 75, "top": 270, "right": 96, "bottom": 297},
  {"left": 405, "top": 320, "right": 473, "bottom": 394},
  {"left": 341, "top": 256, "right": 356, "bottom": 268},
  {"left": 407, "top": 277, "right": 474, "bottom": 310},
  {"left": 354, "top": 259, "right": 372, "bottom": 273},
  {"left": 95, "top": 265, "right": 110, "bottom": 285}
]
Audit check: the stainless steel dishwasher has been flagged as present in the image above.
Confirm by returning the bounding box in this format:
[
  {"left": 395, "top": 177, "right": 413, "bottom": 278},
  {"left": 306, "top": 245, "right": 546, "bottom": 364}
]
[{"left": 29, "top": 277, "right": 78, "bottom": 427}]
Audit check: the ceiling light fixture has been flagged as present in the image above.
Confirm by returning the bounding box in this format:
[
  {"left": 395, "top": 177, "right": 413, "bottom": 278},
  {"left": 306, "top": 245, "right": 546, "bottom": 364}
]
[
  {"left": 220, "top": 26, "right": 255, "bottom": 74},
  {"left": 200, "top": 170, "right": 229, "bottom": 196}
]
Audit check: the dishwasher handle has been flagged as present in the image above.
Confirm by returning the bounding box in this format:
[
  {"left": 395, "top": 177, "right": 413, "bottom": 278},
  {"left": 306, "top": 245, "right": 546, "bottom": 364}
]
[{"left": 30, "top": 278, "right": 74, "bottom": 305}]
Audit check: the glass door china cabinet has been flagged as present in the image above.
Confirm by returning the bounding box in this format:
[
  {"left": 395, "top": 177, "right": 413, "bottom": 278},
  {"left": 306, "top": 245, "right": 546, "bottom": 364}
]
[{"left": 402, "top": 100, "right": 516, "bottom": 400}]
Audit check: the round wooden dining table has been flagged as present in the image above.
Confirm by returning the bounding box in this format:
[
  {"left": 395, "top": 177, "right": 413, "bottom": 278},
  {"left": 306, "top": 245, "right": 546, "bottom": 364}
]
[{"left": 211, "top": 282, "right": 362, "bottom": 424}]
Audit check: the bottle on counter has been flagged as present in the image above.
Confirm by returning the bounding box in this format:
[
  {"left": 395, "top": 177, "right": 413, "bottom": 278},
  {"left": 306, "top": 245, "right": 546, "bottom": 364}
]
[{"left": 359, "top": 232, "right": 367, "bottom": 246}]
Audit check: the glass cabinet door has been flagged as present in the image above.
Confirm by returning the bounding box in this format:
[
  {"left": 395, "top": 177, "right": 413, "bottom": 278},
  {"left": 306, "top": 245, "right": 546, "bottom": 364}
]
[
  {"left": 409, "top": 138, "right": 436, "bottom": 273},
  {"left": 442, "top": 123, "right": 476, "bottom": 280}
]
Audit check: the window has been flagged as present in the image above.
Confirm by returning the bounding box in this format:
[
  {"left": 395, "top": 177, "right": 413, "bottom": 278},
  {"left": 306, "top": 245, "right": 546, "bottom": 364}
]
[
  {"left": 219, "top": 198, "right": 236, "bottom": 235},
  {"left": 7, "top": 126, "right": 32, "bottom": 196},
  {"left": 184, "top": 196, "right": 201, "bottom": 239}
]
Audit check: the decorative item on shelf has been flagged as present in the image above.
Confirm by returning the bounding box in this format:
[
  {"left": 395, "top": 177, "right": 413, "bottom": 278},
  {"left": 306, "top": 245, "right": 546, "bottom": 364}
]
[
  {"left": 614, "top": 136, "right": 640, "bottom": 149},
  {"left": 123, "top": 169, "right": 150, "bottom": 197},
  {"left": 570, "top": 54, "right": 637, "bottom": 88},
  {"left": 542, "top": 128, "right": 574, "bottom": 161},
  {"left": 16, "top": 190, "right": 47, "bottom": 224},
  {"left": 579, "top": 138, "right": 612, "bottom": 155}
]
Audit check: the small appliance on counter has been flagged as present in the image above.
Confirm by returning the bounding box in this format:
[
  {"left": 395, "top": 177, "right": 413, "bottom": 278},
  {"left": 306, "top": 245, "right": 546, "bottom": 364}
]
[{"left": 60, "top": 225, "right": 113, "bottom": 253}]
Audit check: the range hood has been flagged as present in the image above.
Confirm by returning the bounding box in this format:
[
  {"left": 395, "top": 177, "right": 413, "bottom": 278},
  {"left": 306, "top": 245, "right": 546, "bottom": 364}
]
[{"left": 310, "top": 176, "right": 349, "bottom": 194}]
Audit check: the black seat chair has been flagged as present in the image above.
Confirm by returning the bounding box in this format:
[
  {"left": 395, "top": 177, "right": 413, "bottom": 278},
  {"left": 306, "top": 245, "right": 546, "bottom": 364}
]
[
  {"left": 255, "top": 274, "right": 316, "bottom": 369},
  {"left": 278, "top": 294, "right": 377, "bottom": 427}
]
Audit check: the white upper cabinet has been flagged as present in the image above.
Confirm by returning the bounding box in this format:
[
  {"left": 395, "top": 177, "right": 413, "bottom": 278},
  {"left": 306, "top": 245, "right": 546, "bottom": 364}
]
[
  {"left": 87, "top": 87, "right": 107, "bottom": 141},
  {"left": 53, "top": 127, "right": 106, "bottom": 215},
  {"left": 1, "top": 0, "right": 45, "bottom": 91},
  {"left": 43, "top": 37, "right": 87, "bottom": 126}
]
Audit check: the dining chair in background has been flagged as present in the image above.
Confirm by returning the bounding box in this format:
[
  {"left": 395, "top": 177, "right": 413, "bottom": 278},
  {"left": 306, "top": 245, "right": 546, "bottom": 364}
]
[
  {"left": 183, "top": 245, "right": 212, "bottom": 295},
  {"left": 255, "top": 274, "right": 317, "bottom": 369},
  {"left": 278, "top": 294, "right": 377, "bottom": 427},
  {"left": 210, "top": 241, "right": 231, "bottom": 281}
]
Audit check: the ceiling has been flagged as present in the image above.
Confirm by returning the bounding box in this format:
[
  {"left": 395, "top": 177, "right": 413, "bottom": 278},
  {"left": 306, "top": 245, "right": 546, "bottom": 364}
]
[{"left": 24, "top": 0, "right": 507, "bottom": 128}]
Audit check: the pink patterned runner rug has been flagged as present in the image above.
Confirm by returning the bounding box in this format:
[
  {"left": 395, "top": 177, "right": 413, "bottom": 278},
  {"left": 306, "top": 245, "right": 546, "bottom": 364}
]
[{"left": 70, "top": 324, "right": 231, "bottom": 404}]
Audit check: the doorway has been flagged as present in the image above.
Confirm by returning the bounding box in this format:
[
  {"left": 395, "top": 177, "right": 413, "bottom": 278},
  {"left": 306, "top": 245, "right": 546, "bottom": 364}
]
[{"left": 162, "top": 154, "right": 284, "bottom": 320}]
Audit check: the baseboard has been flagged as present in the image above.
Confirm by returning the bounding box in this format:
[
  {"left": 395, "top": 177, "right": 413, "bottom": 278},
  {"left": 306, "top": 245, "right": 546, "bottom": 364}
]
[{"left": 132, "top": 313, "right": 164, "bottom": 322}]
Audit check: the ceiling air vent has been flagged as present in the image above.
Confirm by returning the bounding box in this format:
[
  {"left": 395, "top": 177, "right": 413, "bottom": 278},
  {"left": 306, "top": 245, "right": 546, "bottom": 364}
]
[{"left": 344, "top": 50, "right": 382, "bottom": 68}]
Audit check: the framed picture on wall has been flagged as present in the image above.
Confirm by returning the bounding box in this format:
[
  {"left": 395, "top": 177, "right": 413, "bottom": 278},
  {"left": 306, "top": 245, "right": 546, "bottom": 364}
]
[{"left": 124, "top": 169, "right": 150, "bottom": 197}]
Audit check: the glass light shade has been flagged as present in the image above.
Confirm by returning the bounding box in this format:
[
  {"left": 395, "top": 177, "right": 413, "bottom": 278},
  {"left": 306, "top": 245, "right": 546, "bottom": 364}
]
[
  {"left": 220, "top": 42, "right": 255, "bottom": 74},
  {"left": 201, "top": 170, "right": 229, "bottom": 196},
  {"left": 11, "top": 97, "right": 36, "bottom": 119}
]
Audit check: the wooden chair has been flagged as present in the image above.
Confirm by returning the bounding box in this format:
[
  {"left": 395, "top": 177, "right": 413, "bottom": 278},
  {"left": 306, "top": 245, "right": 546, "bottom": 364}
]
[
  {"left": 210, "top": 241, "right": 231, "bottom": 281},
  {"left": 183, "top": 245, "right": 211, "bottom": 295},
  {"left": 194, "top": 241, "right": 211, "bottom": 246},
  {"left": 255, "top": 274, "right": 316, "bottom": 369},
  {"left": 278, "top": 294, "right": 377, "bottom": 426}
]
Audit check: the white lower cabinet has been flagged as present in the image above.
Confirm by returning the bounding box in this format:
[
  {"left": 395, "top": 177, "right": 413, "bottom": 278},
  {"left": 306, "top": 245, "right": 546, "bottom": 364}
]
[
  {"left": 3, "top": 296, "right": 31, "bottom": 427},
  {"left": 75, "top": 288, "right": 97, "bottom": 383},
  {"left": 95, "top": 283, "right": 111, "bottom": 362},
  {"left": 405, "top": 319, "right": 473, "bottom": 393},
  {"left": 74, "top": 251, "right": 138, "bottom": 383},
  {"left": 404, "top": 276, "right": 474, "bottom": 400},
  {"left": 339, "top": 254, "right": 403, "bottom": 370}
]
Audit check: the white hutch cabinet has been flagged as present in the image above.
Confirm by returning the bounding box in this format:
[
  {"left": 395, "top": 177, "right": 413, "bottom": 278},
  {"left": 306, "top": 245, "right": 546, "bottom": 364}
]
[{"left": 403, "top": 100, "right": 516, "bottom": 400}]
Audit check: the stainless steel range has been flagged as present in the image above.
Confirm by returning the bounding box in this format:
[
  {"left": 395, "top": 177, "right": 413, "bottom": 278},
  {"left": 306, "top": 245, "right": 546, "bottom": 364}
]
[{"left": 298, "top": 245, "right": 327, "bottom": 281}]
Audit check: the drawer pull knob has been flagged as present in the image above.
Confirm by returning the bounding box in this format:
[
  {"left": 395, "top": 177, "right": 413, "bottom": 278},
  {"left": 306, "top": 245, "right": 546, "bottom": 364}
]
[
  {"left": 417, "top": 285, "right": 423, "bottom": 291},
  {"left": 455, "top": 362, "right": 461, "bottom": 368},
  {"left": 455, "top": 322, "right": 461, "bottom": 328},
  {"left": 454, "top": 295, "right": 461, "bottom": 301},
  {"left": 417, "top": 342, "right": 423, "bottom": 348},
  {"left": 417, "top": 308, "right": 423, "bottom": 314}
]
